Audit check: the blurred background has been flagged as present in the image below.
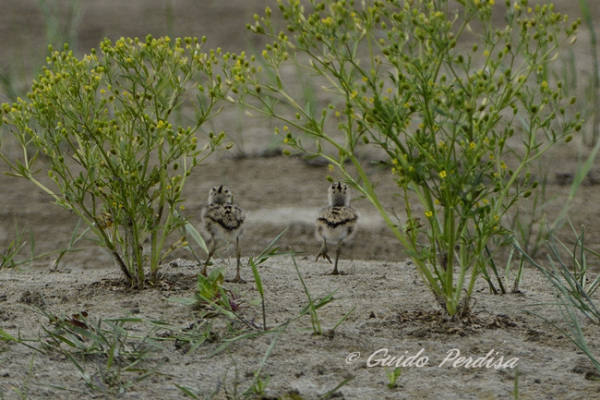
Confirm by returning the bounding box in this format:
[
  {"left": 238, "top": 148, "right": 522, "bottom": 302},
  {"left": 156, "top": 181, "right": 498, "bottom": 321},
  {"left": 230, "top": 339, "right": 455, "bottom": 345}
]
[
  {"left": 0, "top": 0, "right": 272, "bottom": 103},
  {"left": 0, "top": 0, "right": 599, "bottom": 272}
]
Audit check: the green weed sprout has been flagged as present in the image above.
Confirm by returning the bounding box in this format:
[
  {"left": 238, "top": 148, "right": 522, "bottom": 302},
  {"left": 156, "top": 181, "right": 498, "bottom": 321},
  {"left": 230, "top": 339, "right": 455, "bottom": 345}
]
[
  {"left": 243, "top": 0, "right": 582, "bottom": 315},
  {"left": 385, "top": 367, "right": 402, "bottom": 389},
  {"left": 0, "top": 35, "right": 252, "bottom": 288},
  {"left": 249, "top": 374, "right": 271, "bottom": 397},
  {"left": 40, "top": 310, "right": 165, "bottom": 395}
]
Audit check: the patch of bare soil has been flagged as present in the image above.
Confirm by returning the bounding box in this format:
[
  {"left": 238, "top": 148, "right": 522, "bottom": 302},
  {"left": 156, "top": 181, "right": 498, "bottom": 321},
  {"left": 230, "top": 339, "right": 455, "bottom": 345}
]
[{"left": 2, "top": 256, "right": 600, "bottom": 399}]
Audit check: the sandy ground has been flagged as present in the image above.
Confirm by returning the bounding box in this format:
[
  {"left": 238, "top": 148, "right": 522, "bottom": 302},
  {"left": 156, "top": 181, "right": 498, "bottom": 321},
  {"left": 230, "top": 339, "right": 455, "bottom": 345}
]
[
  {"left": 2, "top": 257, "right": 600, "bottom": 399},
  {"left": 1, "top": 0, "right": 600, "bottom": 399}
]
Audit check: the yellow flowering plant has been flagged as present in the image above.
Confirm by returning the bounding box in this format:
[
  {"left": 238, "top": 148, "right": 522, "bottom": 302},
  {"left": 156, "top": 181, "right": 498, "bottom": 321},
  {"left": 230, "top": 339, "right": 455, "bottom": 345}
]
[
  {"left": 244, "top": 0, "right": 581, "bottom": 315},
  {"left": 0, "top": 36, "right": 251, "bottom": 288}
]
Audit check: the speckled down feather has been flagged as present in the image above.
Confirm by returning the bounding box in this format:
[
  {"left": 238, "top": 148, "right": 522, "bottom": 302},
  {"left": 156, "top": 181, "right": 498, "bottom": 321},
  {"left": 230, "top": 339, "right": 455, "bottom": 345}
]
[
  {"left": 202, "top": 204, "right": 245, "bottom": 235},
  {"left": 315, "top": 205, "right": 358, "bottom": 243},
  {"left": 316, "top": 206, "right": 358, "bottom": 228}
]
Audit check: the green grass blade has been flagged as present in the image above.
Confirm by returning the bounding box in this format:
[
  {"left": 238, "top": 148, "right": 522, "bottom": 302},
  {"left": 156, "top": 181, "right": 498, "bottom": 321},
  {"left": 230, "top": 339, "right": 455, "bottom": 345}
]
[
  {"left": 254, "top": 227, "right": 290, "bottom": 265},
  {"left": 332, "top": 306, "right": 356, "bottom": 332},
  {"left": 0, "top": 328, "right": 19, "bottom": 342},
  {"left": 184, "top": 220, "right": 208, "bottom": 255},
  {"left": 242, "top": 322, "right": 288, "bottom": 396},
  {"left": 319, "top": 375, "right": 355, "bottom": 399},
  {"left": 250, "top": 258, "right": 264, "bottom": 298},
  {"left": 174, "top": 384, "right": 201, "bottom": 399}
]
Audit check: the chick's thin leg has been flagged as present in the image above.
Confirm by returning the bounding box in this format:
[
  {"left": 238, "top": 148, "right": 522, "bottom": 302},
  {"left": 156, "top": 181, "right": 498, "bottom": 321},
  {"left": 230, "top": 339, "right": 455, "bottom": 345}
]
[
  {"left": 331, "top": 240, "right": 344, "bottom": 275},
  {"left": 316, "top": 239, "right": 332, "bottom": 263},
  {"left": 231, "top": 237, "right": 246, "bottom": 283}
]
